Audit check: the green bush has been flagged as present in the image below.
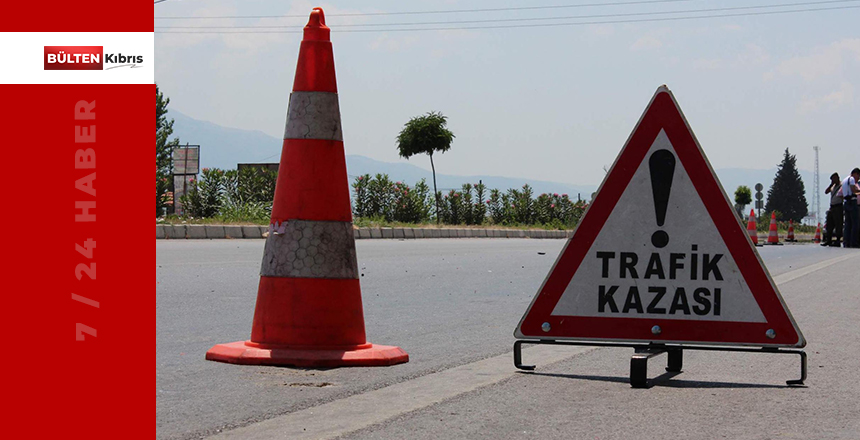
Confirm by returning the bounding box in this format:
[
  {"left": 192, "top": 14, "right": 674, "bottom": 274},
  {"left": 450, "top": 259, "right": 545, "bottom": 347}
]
[
  {"left": 508, "top": 185, "right": 535, "bottom": 224},
  {"left": 352, "top": 174, "right": 434, "bottom": 223},
  {"left": 352, "top": 174, "right": 372, "bottom": 218},
  {"left": 439, "top": 189, "right": 466, "bottom": 225},
  {"left": 471, "top": 182, "right": 487, "bottom": 224},
  {"left": 351, "top": 176, "right": 589, "bottom": 228},
  {"left": 392, "top": 179, "right": 432, "bottom": 223},
  {"left": 486, "top": 189, "right": 507, "bottom": 225},
  {"left": 368, "top": 174, "right": 396, "bottom": 220},
  {"left": 218, "top": 200, "right": 271, "bottom": 224},
  {"left": 156, "top": 166, "right": 171, "bottom": 216},
  {"left": 181, "top": 168, "right": 224, "bottom": 218},
  {"left": 534, "top": 192, "right": 586, "bottom": 228},
  {"left": 436, "top": 183, "right": 489, "bottom": 226},
  {"left": 224, "top": 167, "right": 277, "bottom": 207},
  {"left": 179, "top": 167, "right": 277, "bottom": 221}
]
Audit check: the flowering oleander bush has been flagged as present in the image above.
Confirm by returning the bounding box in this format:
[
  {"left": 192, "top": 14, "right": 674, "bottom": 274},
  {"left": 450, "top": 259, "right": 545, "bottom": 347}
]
[
  {"left": 534, "top": 192, "right": 586, "bottom": 228},
  {"left": 486, "top": 188, "right": 510, "bottom": 225},
  {"left": 508, "top": 184, "right": 535, "bottom": 224},
  {"left": 181, "top": 168, "right": 224, "bottom": 218},
  {"left": 156, "top": 165, "right": 171, "bottom": 216},
  {"left": 437, "top": 190, "right": 464, "bottom": 225},
  {"left": 225, "top": 167, "right": 278, "bottom": 207},
  {"left": 435, "top": 182, "right": 488, "bottom": 225},
  {"left": 171, "top": 169, "right": 591, "bottom": 228},
  {"left": 179, "top": 167, "right": 277, "bottom": 223},
  {"left": 352, "top": 176, "right": 588, "bottom": 228},
  {"left": 352, "top": 174, "right": 433, "bottom": 223},
  {"left": 394, "top": 179, "right": 433, "bottom": 223}
]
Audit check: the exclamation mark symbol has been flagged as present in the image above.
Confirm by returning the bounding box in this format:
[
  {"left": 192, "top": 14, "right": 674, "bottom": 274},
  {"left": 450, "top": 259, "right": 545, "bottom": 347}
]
[{"left": 649, "top": 149, "right": 676, "bottom": 248}]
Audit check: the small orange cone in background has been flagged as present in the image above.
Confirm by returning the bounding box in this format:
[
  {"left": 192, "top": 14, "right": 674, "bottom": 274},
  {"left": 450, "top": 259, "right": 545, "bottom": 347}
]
[
  {"left": 206, "top": 8, "right": 408, "bottom": 367},
  {"left": 786, "top": 220, "right": 796, "bottom": 242},
  {"left": 766, "top": 212, "right": 782, "bottom": 245},
  {"left": 747, "top": 209, "right": 761, "bottom": 246},
  {"left": 814, "top": 224, "right": 822, "bottom": 244}
]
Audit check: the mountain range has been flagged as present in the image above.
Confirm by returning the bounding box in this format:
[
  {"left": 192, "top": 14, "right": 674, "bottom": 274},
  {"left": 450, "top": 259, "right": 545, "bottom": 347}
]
[{"left": 169, "top": 109, "right": 820, "bottom": 217}]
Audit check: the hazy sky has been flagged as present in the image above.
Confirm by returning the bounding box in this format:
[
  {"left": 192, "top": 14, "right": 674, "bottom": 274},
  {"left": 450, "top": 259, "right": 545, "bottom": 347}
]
[{"left": 155, "top": 0, "right": 859, "bottom": 187}]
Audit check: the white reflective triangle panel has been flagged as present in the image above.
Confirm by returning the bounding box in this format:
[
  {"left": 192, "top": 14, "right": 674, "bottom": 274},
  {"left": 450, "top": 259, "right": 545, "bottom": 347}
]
[
  {"left": 551, "top": 129, "right": 765, "bottom": 323},
  {"left": 514, "top": 86, "right": 804, "bottom": 347}
]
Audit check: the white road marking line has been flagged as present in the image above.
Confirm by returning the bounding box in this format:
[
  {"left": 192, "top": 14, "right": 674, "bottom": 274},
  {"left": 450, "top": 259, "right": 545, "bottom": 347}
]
[
  {"left": 213, "top": 252, "right": 854, "bottom": 439},
  {"left": 771, "top": 253, "right": 856, "bottom": 285},
  {"left": 214, "top": 345, "right": 594, "bottom": 440}
]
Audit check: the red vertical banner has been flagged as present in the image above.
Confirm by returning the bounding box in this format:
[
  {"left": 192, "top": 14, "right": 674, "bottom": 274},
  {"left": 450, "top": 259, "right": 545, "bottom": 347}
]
[{"left": 1, "top": 2, "right": 153, "bottom": 438}]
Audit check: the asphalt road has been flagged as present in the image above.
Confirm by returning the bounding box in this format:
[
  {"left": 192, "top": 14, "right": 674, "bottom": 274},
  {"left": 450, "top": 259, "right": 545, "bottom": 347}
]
[{"left": 156, "top": 239, "right": 857, "bottom": 440}]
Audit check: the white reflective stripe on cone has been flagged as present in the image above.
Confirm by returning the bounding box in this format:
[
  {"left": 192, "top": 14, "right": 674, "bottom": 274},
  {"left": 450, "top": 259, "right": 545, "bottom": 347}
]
[
  {"left": 283, "top": 91, "right": 343, "bottom": 141},
  {"left": 260, "top": 220, "right": 358, "bottom": 279}
]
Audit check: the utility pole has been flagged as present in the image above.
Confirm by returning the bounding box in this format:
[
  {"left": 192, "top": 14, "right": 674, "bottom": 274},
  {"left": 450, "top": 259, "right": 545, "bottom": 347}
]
[{"left": 812, "top": 146, "right": 820, "bottom": 225}]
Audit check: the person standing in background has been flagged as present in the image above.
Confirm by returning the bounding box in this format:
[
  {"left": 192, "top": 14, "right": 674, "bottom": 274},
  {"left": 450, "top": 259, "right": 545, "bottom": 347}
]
[
  {"left": 823, "top": 173, "right": 843, "bottom": 247},
  {"left": 843, "top": 168, "right": 860, "bottom": 248}
]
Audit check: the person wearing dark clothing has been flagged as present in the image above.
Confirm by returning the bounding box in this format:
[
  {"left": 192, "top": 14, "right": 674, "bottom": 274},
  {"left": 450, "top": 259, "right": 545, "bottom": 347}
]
[
  {"left": 843, "top": 168, "right": 860, "bottom": 248},
  {"left": 823, "top": 173, "right": 843, "bottom": 247}
]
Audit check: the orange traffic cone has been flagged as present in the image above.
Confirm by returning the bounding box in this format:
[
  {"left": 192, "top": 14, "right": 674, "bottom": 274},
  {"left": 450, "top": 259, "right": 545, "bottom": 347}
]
[
  {"left": 206, "top": 8, "right": 408, "bottom": 367},
  {"left": 786, "top": 220, "right": 796, "bottom": 242},
  {"left": 813, "top": 224, "right": 821, "bottom": 243},
  {"left": 747, "top": 209, "right": 761, "bottom": 246},
  {"left": 766, "top": 212, "right": 782, "bottom": 245}
]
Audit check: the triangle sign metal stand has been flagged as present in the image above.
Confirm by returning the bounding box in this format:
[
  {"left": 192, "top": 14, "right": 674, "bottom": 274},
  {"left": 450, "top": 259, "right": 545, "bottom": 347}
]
[
  {"left": 514, "top": 340, "right": 806, "bottom": 388},
  {"left": 512, "top": 86, "right": 806, "bottom": 388}
]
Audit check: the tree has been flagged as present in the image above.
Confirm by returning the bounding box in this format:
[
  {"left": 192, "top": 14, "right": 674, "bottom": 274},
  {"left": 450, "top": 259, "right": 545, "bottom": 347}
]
[
  {"left": 396, "top": 111, "right": 455, "bottom": 223},
  {"left": 157, "top": 85, "right": 180, "bottom": 216},
  {"left": 764, "top": 148, "right": 808, "bottom": 222},
  {"left": 734, "top": 185, "right": 752, "bottom": 216}
]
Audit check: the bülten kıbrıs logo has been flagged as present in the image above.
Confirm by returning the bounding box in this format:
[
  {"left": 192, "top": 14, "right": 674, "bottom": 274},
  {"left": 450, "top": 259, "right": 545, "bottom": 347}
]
[{"left": 44, "top": 46, "right": 144, "bottom": 71}]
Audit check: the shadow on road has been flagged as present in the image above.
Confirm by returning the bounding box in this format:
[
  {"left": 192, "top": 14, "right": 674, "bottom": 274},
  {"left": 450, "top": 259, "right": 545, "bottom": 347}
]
[{"left": 518, "top": 370, "right": 799, "bottom": 389}]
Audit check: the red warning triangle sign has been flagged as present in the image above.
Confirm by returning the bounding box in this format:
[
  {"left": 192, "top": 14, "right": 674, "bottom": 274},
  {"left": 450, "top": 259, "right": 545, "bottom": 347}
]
[{"left": 515, "top": 86, "right": 805, "bottom": 348}]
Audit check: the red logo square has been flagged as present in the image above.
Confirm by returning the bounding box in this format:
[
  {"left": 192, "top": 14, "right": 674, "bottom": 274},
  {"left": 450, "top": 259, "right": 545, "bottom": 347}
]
[{"left": 44, "top": 46, "right": 104, "bottom": 70}]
